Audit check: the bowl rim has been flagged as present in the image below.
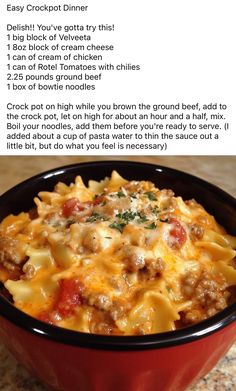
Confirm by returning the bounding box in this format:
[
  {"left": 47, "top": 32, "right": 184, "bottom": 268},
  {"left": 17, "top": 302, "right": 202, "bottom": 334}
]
[{"left": 0, "top": 160, "right": 236, "bottom": 351}]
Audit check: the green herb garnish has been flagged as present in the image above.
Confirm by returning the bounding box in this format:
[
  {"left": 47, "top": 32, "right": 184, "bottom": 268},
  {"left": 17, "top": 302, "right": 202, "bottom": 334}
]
[
  {"left": 116, "top": 210, "right": 138, "bottom": 223},
  {"left": 117, "top": 191, "right": 125, "bottom": 198},
  {"left": 86, "top": 213, "right": 108, "bottom": 222},
  {"left": 137, "top": 214, "right": 149, "bottom": 223},
  {"left": 145, "top": 192, "right": 157, "bottom": 201},
  {"left": 109, "top": 222, "right": 126, "bottom": 232},
  {"left": 145, "top": 222, "right": 157, "bottom": 230},
  {"left": 151, "top": 205, "right": 160, "bottom": 214}
]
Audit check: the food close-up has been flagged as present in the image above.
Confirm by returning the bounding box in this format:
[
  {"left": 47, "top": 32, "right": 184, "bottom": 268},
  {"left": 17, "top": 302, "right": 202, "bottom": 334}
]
[
  {"left": 0, "top": 159, "right": 235, "bottom": 391},
  {"left": 1, "top": 170, "right": 235, "bottom": 336}
]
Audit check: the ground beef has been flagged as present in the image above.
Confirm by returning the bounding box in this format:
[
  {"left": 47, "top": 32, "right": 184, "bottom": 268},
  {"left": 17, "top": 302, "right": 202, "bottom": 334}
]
[
  {"left": 123, "top": 180, "right": 155, "bottom": 193},
  {"left": 182, "top": 273, "right": 199, "bottom": 297},
  {"left": 181, "top": 271, "right": 228, "bottom": 324},
  {"left": 195, "top": 273, "right": 227, "bottom": 313},
  {"left": 145, "top": 257, "right": 165, "bottom": 278},
  {"left": 122, "top": 245, "right": 165, "bottom": 278},
  {"left": 120, "top": 245, "right": 145, "bottom": 272},
  {"left": 189, "top": 223, "right": 204, "bottom": 241},
  {"left": 88, "top": 293, "right": 112, "bottom": 311},
  {"left": 0, "top": 236, "right": 26, "bottom": 267},
  {"left": 89, "top": 310, "right": 115, "bottom": 335},
  {"left": 21, "top": 263, "right": 36, "bottom": 280}
]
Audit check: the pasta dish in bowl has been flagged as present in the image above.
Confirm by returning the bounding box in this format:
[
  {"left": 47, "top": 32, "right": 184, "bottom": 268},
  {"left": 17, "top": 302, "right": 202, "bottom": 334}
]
[
  {"left": 1, "top": 170, "right": 236, "bottom": 336},
  {"left": 0, "top": 161, "right": 235, "bottom": 391}
]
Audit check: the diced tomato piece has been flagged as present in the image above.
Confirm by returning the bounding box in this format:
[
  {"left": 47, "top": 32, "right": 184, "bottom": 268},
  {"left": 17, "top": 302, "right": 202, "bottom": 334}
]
[
  {"left": 93, "top": 196, "right": 105, "bottom": 206},
  {"left": 168, "top": 218, "right": 187, "bottom": 248},
  {"left": 54, "top": 278, "right": 83, "bottom": 318},
  {"left": 62, "top": 198, "right": 86, "bottom": 217},
  {"left": 38, "top": 311, "right": 54, "bottom": 325}
]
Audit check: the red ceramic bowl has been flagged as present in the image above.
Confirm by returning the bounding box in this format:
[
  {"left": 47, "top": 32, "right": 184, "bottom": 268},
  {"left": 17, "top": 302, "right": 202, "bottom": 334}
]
[{"left": 0, "top": 161, "right": 236, "bottom": 391}]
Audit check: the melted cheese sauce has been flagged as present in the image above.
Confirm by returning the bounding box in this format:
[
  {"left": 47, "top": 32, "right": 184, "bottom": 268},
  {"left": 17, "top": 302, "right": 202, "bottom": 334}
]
[{"left": 0, "top": 171, "right": 236, "bottom": 335}]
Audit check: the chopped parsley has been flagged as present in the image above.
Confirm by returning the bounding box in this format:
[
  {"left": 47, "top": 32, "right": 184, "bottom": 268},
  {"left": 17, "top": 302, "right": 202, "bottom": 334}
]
[
  {"left": 151, "top": 205, "right": 160, "bottom": 214},
  {"left": 115, "top": 210, "right": 150, "bottom": 225},
  {"left": 117, "top": 191, "right": 125, "bottom": 198},
  {"left": 145, "top": 222, "right": 157, "bottom": 230},
  {"left": 116, "top": 210, "right": 138, "bottom": 223},
  {"left": 137, "top": 214, "right": 149, "bottom": 223},
  {"left": 145, "top": 191, "right": 157, "bottom": 201},
  {"left": 109, "top": 222, "right": 126, "bottom": 232},
  {"left": 86, "top": 213, "right": 108, "bottom": 223},
  {"left": 130, "top": 193, "right": 137, "bottom": 199}
]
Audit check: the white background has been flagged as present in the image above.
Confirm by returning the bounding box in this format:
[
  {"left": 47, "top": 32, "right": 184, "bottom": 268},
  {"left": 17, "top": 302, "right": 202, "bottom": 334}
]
[{"left": 0, "top": 0, "right": 235, "bottom": 155}]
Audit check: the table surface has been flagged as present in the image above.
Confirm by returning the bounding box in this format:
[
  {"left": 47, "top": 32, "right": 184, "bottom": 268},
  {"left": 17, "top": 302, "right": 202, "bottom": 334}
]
[{"left": 0, "top": 155, "right": 235, "bottom": 391}]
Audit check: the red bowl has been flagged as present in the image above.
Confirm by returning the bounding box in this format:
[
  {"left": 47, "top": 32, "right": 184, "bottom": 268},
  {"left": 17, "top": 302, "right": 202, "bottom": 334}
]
[{"left": 0, "top": 161, "right": 236, "bottom": 391}]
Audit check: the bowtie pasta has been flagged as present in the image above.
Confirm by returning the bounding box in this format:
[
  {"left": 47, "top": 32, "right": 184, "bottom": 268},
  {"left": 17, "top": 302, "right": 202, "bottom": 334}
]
[{"left": 0, "top": 171, "right": 236, "bottom": 335}]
